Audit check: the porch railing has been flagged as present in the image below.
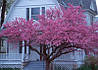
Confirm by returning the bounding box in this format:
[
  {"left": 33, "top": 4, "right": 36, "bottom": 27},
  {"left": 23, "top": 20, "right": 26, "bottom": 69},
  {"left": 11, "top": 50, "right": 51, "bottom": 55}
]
[
  {"left": 0, "top": 53, "right": 22, "bottom": 64},
  {"left": 0, "top": 53, "right": 22, "bottom": 60}
]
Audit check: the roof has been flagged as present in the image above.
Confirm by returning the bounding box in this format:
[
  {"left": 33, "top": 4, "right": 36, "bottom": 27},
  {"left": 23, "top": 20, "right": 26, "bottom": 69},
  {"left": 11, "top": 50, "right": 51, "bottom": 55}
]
[{"left": 58, "top": 0, "right": 97, "bottom": 14}]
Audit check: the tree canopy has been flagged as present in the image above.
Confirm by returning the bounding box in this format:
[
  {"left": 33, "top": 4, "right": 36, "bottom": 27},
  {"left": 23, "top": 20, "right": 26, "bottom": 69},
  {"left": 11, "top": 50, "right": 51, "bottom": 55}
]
[{"left": 0, "top": 4, "right": 98, "bottom": 70}]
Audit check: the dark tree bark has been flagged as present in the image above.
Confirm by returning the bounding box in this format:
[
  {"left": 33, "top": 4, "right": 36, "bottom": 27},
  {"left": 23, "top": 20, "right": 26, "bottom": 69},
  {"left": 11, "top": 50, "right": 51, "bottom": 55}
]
[
  {"left": 1, "top": 0, "right": 6, "bottom": 27},
  {"left": 40, "top": 44, "right": 43, "bottom": 61},
  {"left": 0, "top": 39, "right": 1, "bottom": 52},
  {"left": 46, "top": 60, "right": 50, "bottom": 70},
  {"left": 91, "top": 64, "right": 95, "bottom": 70}
]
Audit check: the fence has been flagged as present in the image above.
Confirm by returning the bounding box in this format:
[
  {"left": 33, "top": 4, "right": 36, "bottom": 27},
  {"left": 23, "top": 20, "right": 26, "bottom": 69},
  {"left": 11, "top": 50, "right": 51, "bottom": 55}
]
[{"left": 53, "top": 60, "right": 84, "bottom": 70}]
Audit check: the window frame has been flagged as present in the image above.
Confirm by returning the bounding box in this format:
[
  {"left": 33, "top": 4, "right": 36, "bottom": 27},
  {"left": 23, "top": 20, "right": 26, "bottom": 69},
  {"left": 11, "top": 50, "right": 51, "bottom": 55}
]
[
  {"left": 0, "top": 38, "right": 8, "bottom": 53},
  {"left": 26, "top": 6, "right": 45, "bottom": 21}
]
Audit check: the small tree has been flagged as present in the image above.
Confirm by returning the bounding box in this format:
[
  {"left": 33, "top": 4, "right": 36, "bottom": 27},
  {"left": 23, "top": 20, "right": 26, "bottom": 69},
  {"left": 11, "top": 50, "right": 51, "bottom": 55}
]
[
  {"left": 0, "top": 0, "right": 15, "bottom": 26},
  {"left": 1, "top": 18, "right": 36, "bottom": 42},
  {"left": 77, "top": 56, "right": 98, "bottom": 70},
  {"left": 85, "top": 56, "right": 98, "bottom": 70},
  {"left": 0, "top": 4, "right": 98, "bottom": 70}
]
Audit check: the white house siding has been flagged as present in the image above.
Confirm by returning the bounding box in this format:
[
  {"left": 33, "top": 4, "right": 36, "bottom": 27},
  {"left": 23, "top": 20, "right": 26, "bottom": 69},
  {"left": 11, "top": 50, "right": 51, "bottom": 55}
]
[
  {"left": 7, "top": 0, "right": 58, "bottom": 21},
  {"left": 16, "top": 0, "right": 57, "bottom": 6},
  {"left": 8, "top": 42, "right": 19, "bottom": 53},
  {"left": 29, "top": 48, "right": 40, "bottom": 61},
  {"left": 6, "top": 42, "right": 21, "bottom": 59},
  {"left": 0, "top": 40, "right": 20, "bottom": 60},
  {"left": 27, "top": 45, "right": 40, "bottom": 61},
  {"left": 8, "top": 7, "right": 26, "bottom": 21},
  {"left": 55, "top": 50, "right": 85, "bottom": 61}
]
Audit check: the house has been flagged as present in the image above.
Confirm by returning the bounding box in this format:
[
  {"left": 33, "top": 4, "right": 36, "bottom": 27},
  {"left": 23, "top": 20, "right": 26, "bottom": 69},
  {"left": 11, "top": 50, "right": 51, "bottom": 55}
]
[
  {"left": 94, "top": 15, "right": 98, "bottom": 22},
  {"left": 0, "top": 0, "right": 97, "bottom": 70},
  {"left": 0, "top": 0, "right": 60, "bottom": 69},
  {"left": 54, "top": 0, "right": 98, "bottom": 67},
  {"left": 58, "top": 0, "right": 97, "bottom": 25}
]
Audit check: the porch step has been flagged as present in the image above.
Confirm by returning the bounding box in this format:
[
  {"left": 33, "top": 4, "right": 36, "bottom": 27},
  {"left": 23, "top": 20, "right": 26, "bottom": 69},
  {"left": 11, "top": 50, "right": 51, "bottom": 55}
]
[
  {"left": 22, "top": 61, "right": 30, "bottom": 67},
  {"left": 23, "top": 61, "right": 45, "bottom": 70}
]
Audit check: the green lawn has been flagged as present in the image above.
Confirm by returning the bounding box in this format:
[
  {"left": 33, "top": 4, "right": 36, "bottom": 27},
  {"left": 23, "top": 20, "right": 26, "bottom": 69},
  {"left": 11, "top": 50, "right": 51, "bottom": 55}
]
[{"left": 77, "top": 65, "right": 98, "bottom": 70}]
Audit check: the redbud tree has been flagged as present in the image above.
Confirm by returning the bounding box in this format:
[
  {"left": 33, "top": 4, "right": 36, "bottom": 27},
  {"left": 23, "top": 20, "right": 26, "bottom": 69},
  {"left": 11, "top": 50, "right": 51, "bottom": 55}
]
[{"left": 0, "top": 4, "right": 98, "bottom": 70}]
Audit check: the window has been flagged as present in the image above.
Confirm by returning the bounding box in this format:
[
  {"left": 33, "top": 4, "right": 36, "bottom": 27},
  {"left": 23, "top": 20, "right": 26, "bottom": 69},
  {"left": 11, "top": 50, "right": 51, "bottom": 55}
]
[
  {"left": 42, "top": 7, "right": 45, "bottom": 15},
  {"left": 26, "top": 7, "right": 45, "bottom": 21},
  {"left": 31, "top": 7, "right": 45, "bottom": 20},
  {"left": 0, "top": 39, "right": 7, "bottom": 53},
  {"left": 31, "top": 7, "right": 40, "bottom": 20},
  {"left": 90, "top": 1, "right": 95, "bottom": 11},
  {"left": 84, "top": 12, "right": 92, "bottom": 25}
]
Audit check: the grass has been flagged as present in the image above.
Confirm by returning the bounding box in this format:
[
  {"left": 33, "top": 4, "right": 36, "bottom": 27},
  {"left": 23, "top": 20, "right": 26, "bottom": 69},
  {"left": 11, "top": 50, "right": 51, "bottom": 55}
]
[{"left": 77, "top": 65, "right": 98, "bottom": 70}]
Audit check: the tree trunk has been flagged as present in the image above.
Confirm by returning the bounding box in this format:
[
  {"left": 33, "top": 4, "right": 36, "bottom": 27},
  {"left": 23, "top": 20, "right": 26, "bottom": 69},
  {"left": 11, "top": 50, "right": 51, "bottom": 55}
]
[
  {"left": 40, "top": 44, "right": 43, "bottom": 61},
  {"left": 91, "top": 64, "right": 95, "bottom": 70},
  {"left": 0, "top": 38, "right": 1, "bottom": 52},
  {"left": 46, "top": 60, "right": 51, "bottom": 70},
  {"left": 1, "top": 0, "right": 6, "bottom": 27}
]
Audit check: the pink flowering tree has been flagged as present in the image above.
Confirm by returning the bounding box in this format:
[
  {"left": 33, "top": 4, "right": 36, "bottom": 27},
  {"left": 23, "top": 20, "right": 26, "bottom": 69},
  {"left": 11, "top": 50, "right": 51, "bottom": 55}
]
[
  {"left": 0, "top": 4, "right": 98, "bottom": 70},
  {"left": 35, "top": 5, "right": 98, "bottom": 70},
  {"left": 0, "top": 18, "right": 38, "bottom": 43}
]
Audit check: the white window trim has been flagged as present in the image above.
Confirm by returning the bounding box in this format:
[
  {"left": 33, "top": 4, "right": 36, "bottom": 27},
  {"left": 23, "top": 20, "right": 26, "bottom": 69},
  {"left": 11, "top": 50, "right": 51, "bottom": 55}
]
[{"left": 28, "top": 6, "right": 46, "bottom": 22}]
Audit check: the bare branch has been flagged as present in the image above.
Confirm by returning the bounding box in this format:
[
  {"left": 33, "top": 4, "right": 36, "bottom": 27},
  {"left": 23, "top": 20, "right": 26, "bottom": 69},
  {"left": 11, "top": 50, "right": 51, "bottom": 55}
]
[
  {"left": 49, "top": 48, "right": 77, "bottom": 62},
  {"left": 29, "top": 45, "right": 43, "bottom": 56}
]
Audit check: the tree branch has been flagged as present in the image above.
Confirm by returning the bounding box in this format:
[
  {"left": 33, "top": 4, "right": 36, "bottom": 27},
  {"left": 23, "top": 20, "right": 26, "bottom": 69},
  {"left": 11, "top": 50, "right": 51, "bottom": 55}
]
[
  {"left": 29, "top": 45, "right": 43, "bottom": 56},
  {"left": 49, "top": 48, "right": 77, "bottom": 62}
]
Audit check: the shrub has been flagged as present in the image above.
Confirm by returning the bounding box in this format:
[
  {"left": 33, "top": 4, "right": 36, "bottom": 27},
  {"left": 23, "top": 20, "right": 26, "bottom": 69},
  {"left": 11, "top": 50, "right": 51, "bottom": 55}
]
[{"left": 77, "top": 56, "right": 98, "bottom": 70}]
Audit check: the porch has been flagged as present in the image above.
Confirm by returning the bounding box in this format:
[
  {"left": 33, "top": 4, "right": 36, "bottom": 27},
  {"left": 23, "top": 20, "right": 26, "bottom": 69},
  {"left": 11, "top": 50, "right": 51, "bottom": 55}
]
[
  {"left": 0, "top": 53, "right": 36, "bottom": 64},
  {"left": 0, "top": 53, "right": 22, "bottom": 64}
]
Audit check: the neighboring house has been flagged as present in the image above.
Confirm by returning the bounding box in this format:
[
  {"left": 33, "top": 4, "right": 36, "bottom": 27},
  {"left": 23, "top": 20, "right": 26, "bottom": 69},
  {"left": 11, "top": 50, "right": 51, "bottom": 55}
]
[
  {"left": 58, "top": 0, "right": 97, "bottom": 25},
  {"left": 56, "top": 0, "right": 98, "bottom": 67},
  {"left": 0, "top": 0, "right": 97, "bottom": 70},
  {"left": 94, "top": 15, "right": 98, "bottom": 22}
]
